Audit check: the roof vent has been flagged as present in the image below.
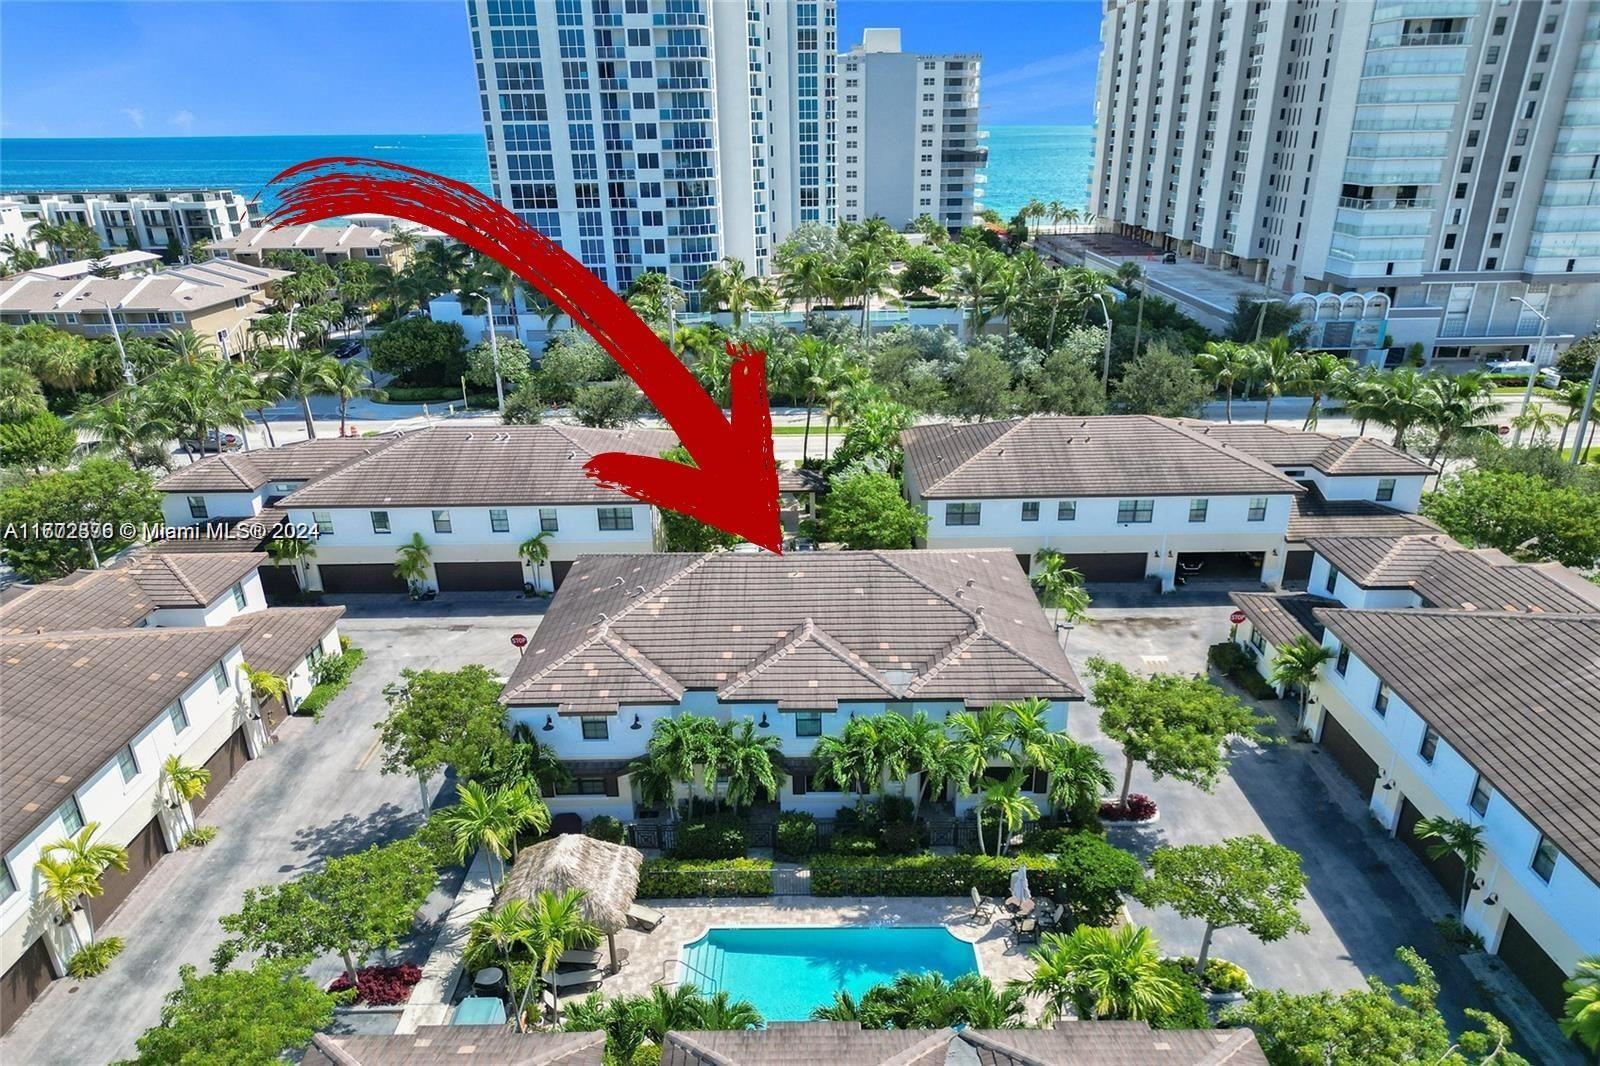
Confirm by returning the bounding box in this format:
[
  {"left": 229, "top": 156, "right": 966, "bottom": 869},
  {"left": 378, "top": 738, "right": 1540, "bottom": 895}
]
[
  {"left": 464, "top": 432, "right": 473, "bottom": 441},
  {"left": 597, "top": 611, "right": 610, "bottom": 623},
  {"left": 965, "top": 579, "right": 976, "bottom": 587},
  {"left": 611, "top": 576, "right": 626, "bottom": 588},
  {"left": 568, "top": 450, "right": 578, "bottom": 460},
  {"left": 633, "top": 585, "right": 646, "bottom": 596}
]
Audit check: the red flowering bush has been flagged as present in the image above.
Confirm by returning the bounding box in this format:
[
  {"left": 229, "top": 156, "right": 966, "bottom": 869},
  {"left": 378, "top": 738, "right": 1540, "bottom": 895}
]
[
  {"left": 328, "top": 963, "right": 422, "bottom": 1006},
  {"left": 1099, "top": 793, "right": 1158, "bottom": 822}
]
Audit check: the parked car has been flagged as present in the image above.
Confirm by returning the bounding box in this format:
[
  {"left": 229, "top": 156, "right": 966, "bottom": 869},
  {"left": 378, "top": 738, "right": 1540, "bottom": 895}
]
[
  {"left": 181, "top": 430, "right": 241, "bottom": 452},
  {"left": 334, "top": 340, "right": 364, "bottom": 359},
  {"left": 1538, "top": 366, "right": 1563, "bottom": 387},
  {"left": 1485, "top": 358, "right": 1537, "bottom": 375}
]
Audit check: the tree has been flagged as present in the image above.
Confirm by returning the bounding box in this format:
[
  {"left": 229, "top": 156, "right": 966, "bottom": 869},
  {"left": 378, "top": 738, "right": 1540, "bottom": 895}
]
[
  {"left": 946, "top": 346, "right": 1013, "bottom": 421},
  {"left": 393, "top": 531, "right": 433, "bottom": 595},
  {"left": 242, "top": 664, "right": 290, "bottom": 719},
  {"left": 1047, "top": 738, "right": 1113, "bottom": 829},
  {"left": 1422, "top": 469, "right": 1600, "bottom": 568},
  {"left": 214, "top": 838, "right": 438, "bottom": 984},
  {"left": 1563, "top": 956, "right": 1600, "bottom": 1055},
  {"left": 503, "top": 381, "right": 544, "bottom": 425},
  {"left": 266, "top": 348, "right": 340, "bottom": 439},
  {"left": 512, "top": 888, "right": 602, "bottom": 1026},
  {"left": 717, "top": 719, "right": 785, "bottom": 809},
  {"left": 327, "top": 360, "right": 386, "bottom": 434},
  {"left": 813, "top": 715, "right": 885, "bottom": 809},
  {"left": 636, "top": 713, "right": 721, "bottom": 818},
  {"left": 0, "top": 458, "right": 161, "bottom": 580},
  {"left": 1141, "top": 835, "right": 1310, "bottom": 975},
  {"left": 699, "top": 257, "right": 775, "bottom": 329},
  {"left": 1556, "top": 330, "right": 1600, "bottom": 380},
  {"left": 835, "top": 245, "right": 895, "bottom": 332},
  {"left": 36, "top": 823, "right": 128, "bottom": 947},
  {"left": 1224, "top": 947, "right": 1530, "bottom": 1066},
  {"left": 571, "top": 380, "right": 648, "bottom": 427},
  {"left": 1088, "top": 656, "right": 1272, "bottom": 807},
  {"left": 1024, "top": 340, "right": 1108, "bottom": 416},
  {"left": 1268, "top": 634, "right": 1334, "bottom": 733},
  {"left": 814, "top": 470, "right": 927, "bottom": 548},
  {"left": 1193, "top": 342, "right": 1251, "bottom": 423},
  {"left": 265, "top": 534, "right": 316, "bottom": 592},
  {"left": 1031, "top": 550, "right": 1091, "bottom": 632},
  {"left": 438, "top": 781, "right": 550, "bottom": 885},
  {"left": 1226, "top": 295, "right": 1303, "bottom": 344},
  {"left": 1293, "top": 351, "right": 1350, "bottom": 430},
  {"left": 1413, "top": 817, "right": 1486, "bottom": 916},
  {"left": 162, "top": 755, "right": 211, "bottom": 834},
  {"left": 74, "top": 393, "right": 174, "bottom": 468},
  {"left": 120, "top": 957, "right": 341, "bottom": 1066},
  {"left": 518, "top": 529, "right": 554, "bottom": 591},
  {"left": 367, "top": 317, "right": 468, "bottom": 387},
  {"left": 895, "top": 247, "right": 950, "bottom": 300},
  {"left": 0, "top": 362, "right": 48, "bottom": 422},
  {"left": 658, "top": 445, "right": 741, "bottom": 551},
  {"left": 948, "top": 706, "right": 1009, "bottom": 856},
  {"left": 790, "top": 336, "right": 843, "bottom": 461},
  {"left": 0, "top": 412, "right": 76, "bottom": 472},
  {"left": 981, "top": 771, "right": 1039, "bottom": 857},
  {"left": 1247, "top": 336, "right": 1303, "bottom": 424},
  {"left": 1420, "top": 371, "right": 1501, "bottom": 463},
  {"left": 378, "top": 665, "right": 512, "bottom": 808},
  {"left": 467, "top": 336, "right": 535, "bottom": 395},
  {"left": 1012, "top": 924, "right": 1182, "bottom": 1023},
  {"left": 1112, "top": 342, "right": 1212, "bottom": 417},
  {"left": 829, "top": 396, "right": 916, "bottom": 471}
]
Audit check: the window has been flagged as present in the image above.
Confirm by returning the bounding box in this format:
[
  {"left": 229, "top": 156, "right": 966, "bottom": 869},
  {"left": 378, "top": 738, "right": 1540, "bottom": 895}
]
[
  {"left": 187, "top": 496, "right": 208, "bottom": 520},
  {"left": 795, "top": 713, "right": 823, "bottom": 738},
  {"left": 559, "top": 777, "right": 607, "bottom": 796},
  {"left": 490, "top": 508, "right": 510, "bottom": 533},
  {"left": 212, "top": 662, "right": 230, "bottom": 693},
  {"left": 1247, "top": 497, "right": 1269, "bottom": 521},
  {"left": 116, "top": 744, "right": 140, "bottom": 784},
  {"left": 597, "top": 507, "right": 633, "bottom": 531},
  {"left": 1188, "top": 498, "right": 1209, "bottom": 523},
  {"left": 432, "top": 510, "right": 453, "bottom": 534},
  {"left": 1057, "top": 501, "right": 1076, "bottom": 521},
  {"left": 168, "top": 701, "right": 189, "bottom": 734},
  {"left": 0, "top": 862, "right": 13, "bottom": 904},
  {"left": 1021, "top": 501, "right": 1040, "bottom": 522},
  {"left": 57, "top": 797, "right": 84, "bottom": 835},
  {"left": 313, "top": 511, "right": 333, "bottom": 535},
  {"left": 1117, "top": 499, "right": 1154, "bottom": 523},
  {"left": 1469, "top": 775, "right": 1491, "bottom": 816},
  {"left": 370, "top": 511, "right": 391, "bottom": 534},
  {"left": 539, "top": 508, "right": 559, "bottom": 532},
  {"left": 944, "top": 502, "right": 981, "bottom": 526},
  {"left": 1374, "top": 685, "right": 1390, "bottom": 717},
  {"left": 1419, "top": 727, "right": 1440, "bottom": 764},
  {"left": 1325, "top": 564, "right": 1341, "bottom": 594},
  {"left": 230, "top": 582, "right": 247, "bottom": 610},
  {"left": 1376, "top": 478, "right": 1396, "bottom": 502},
  {"left": 1334, "top": 646, "right": 1350, "bottom": 675},
  {"left": 581, "top": 717, "right": 609, "bottom": 740},
  {"left": 1531, "top": 835, "right": 1558, "bottom": 882}
]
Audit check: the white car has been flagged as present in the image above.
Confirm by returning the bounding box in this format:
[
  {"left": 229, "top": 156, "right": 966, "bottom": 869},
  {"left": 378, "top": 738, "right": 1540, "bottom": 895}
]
[{"left": 1485, "top": 358, "right": 1537, "bottom": 375}]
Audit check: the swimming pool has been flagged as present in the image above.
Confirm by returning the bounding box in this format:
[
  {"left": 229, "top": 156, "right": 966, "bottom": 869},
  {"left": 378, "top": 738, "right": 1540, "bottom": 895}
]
[{"left": 678, "top": 926, "right": 980, "bottom": 1021}]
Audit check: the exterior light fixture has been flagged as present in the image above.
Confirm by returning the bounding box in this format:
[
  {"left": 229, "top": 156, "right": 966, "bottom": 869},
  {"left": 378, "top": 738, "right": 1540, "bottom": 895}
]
[
  {"left": 758, "top": 712, "right": 769, "bottom": 729},
  {"left": 1484, "top": 893, "right": 1499, "bottom": 906},
  {"left": 543, "top": 715, "right": 554, "bottom": 731},
  {"left": 1382, "top": 780, "right": 1395, "bottom": 791},
  {"left": 631, "top": 714, "right": 642, "bottom": 730}
]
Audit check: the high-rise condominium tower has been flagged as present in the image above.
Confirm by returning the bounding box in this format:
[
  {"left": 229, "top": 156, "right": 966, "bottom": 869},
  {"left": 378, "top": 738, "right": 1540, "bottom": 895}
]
[
  {"left": 838, "top": 29, "right": 986, "bottom": 230},
  {"left": 466, "top": 0, "right": 836, "bottom": 298},
  {"left": 1092, "top": 0, "right": 1600, "bottom": 361}
]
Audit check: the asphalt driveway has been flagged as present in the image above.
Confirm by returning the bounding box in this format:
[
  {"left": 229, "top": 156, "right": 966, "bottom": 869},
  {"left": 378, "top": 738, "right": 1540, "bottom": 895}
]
[{"left": 0, "top": 596, "right": 535, "bottom": 1066}]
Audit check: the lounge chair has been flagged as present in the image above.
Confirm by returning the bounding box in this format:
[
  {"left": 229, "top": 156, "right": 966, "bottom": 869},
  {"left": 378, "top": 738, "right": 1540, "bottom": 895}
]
[
  {"left": 559, "top": 947, "right": 604, "bottom": 968},
  {"left": 628, "top": 902, "right": 665, "bottom": 931},
  {"left": 551, "top": 967, "right": 605, "bottom": 990},
  {"left": 1012, "top": 916, "right": 1040, "bottom": 944},
  {"left": 969, "top": 886, "right": 995, "bottom": 922}
]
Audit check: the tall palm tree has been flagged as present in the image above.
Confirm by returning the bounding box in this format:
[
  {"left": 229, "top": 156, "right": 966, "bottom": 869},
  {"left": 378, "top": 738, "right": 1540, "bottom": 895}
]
[
  {"left": 242, "top": 348, "right": 290, "bottom": 447},
  {"left": 1556, "top": 380, "right": 1597, "bottom": 455},
  {"left": 1115, "top": 261, "right": 1146, "bottom": 361},
  {"left": 266, "top": 534, "right": 316, "bottom": 593},
  {"left": 834, "top": 245, "right": 894, "bottom": 333},
  {"left": 812, "top": 716, "right": 884, "bottom": 810},
  {"left": 1292, "top": 351, "right": 1350, "bottom": 430},
  {"left": 512, "top": 888, "right": 602, "bottom": 1027},
  {"left": 160, "top": 329, "right": 219, "bottom": 366},
  {"left": 471, "top": 900, "right": 537, "bottom": 1029},
  {"left": 211, "top": 361, "right": 261, "bottom": 451},
  {"left": 699, "top": 257, "right": 775, "bottom": 329},
  {"left": 1047, "top": 738, "right": 1113, "bottom": 827},
  {"left": 1012, "top": 924, "right": 1181, "bottom": 1022},
  {"left": 1268, "top": 634, "right": 1334, "bottom": 734},
  {"left": 1193, "top": 342, "right": 1250, "bottom": 423},
  {"left": 1421, "top": 371, "right": 1502, "bottom": 462},
  {"left": 896, "top": 711, "right": 952, "bottom": 811},
  {"left": 1, "top": 235, "right": 46, "bottom": 273},
  {"left": 948, "top": 706, "right": 1009, "bottom": 856},
  {"left": 1002, "top": 697, "right": 1058, "bottom": 775},
  {"left": 1415, "top": 816, "right": 1487, "bottom": 915},
  {"left": 518, "top": 530, "right": 554, "bottom": 593},
  {"left": 1031, "top": 551, "right": 1091, "bottom": 634},
  {"left": 267, "top": 348, "right": 340, "bottom": 440},
  {"left": 717, "top": 719, "right": 784, "bottom": 809},
  {"left": 779, "top": 252, "right": 835, "bottom": 317},
  {"left": 74, "top": 393, "right": 173, "bottom": 467},
  {"left": 948, "top": 245, "right": 1007, "bottom": 339},
  {"left": 1250, "top": 335, "right": 1303, "bottom": 424},
  {"left": 790, "top": 336, "right": 843, "bottom": 462},
  {"left": 38, "top": 824, "right": 129, "bottom": 945},
  {"left": 393, "top": 532, "right": 432, "bottom": 595},
  {"left": 327, "top": 360, "right": 386, "bottom": 434},
  {"left": 981, "top": 771, "right": 1039, "bottom": 857},
  {"left": 642, "top": 714, "right": 720, "bottom": 817},
  {"left": 1367, "top": 367, "right": 1429, "bottom": 450},
  {"left": 438, "top": 781, "right": 549, "bottom": 885},
  {"left": 1561, "top": 955, "right": 1600, "bottom": 1055}
]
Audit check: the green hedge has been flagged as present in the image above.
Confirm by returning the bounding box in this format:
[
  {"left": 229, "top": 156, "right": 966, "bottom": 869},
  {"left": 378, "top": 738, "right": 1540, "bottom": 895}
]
[
  {"left": 1208, "top": 642, "right": 1279, "bottom": 700},
  {"left": 669, "top": 816, "right": 749, "bottom": 860},
  {"left": 637, "top": 858, "right": 772, "bottom": 899},
  {"left": 295, "top": 646, "right": 365, "bottom": 719}
]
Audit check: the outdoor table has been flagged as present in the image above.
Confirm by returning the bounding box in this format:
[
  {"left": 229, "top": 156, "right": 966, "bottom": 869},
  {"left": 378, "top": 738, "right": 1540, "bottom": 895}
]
[{"left": 1004, "top": 897, "right": 1035, "bottom": 916}]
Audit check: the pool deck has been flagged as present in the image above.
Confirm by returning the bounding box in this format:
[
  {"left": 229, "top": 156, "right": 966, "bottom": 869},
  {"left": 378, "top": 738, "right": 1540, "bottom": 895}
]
[{"left": 592, "top": 896, "right": 1038, "bottom": 1003}]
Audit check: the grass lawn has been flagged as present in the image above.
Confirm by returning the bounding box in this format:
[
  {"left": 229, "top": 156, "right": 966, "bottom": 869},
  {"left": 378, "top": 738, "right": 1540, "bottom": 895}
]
[{"left": 772, "top": 423, "right": 836, "bottom": 435}]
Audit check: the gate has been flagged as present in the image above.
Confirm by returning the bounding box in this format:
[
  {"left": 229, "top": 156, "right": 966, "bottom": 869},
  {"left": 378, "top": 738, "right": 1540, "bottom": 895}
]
[{"left": 772, "top": 866, "right": 811, "bottom": 896}]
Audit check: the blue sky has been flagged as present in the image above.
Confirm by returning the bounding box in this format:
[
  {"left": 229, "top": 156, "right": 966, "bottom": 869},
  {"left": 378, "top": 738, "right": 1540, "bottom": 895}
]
[{"left": 0, "top": 1, "right": 1102, "bottom": 138}]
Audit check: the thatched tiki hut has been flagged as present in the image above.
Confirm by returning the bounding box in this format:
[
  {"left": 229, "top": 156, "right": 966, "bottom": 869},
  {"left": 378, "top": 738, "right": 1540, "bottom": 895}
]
[{"left": 500, "top": 834, "right": 644, "bottom": 972}]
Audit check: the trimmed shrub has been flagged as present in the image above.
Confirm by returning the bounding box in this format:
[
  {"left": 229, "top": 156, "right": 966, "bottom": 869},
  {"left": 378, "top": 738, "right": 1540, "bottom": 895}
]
[
  {"left": 877, "top": 794, "right": 915, "bottom": 825},
  {"left": 1045, "top": 833, "right": 1144, "bottom": 928},
  {"left": 585, "top": 815, "right": 625, "bottom": 844},
  {"left": 65, "top": 937, "right": 125, "bottom": 978},
  {"left": 670, "top": 816, "right": 749, "bottom": 860},
  {"left": 1018, "top": 826, "right": 1078, "bottom": 856},
  {"left": 327, "top": 963, "right": 423, "bottom": 1006},
  {"left": 1208, "top": 642, "right": 1279, "bottom": 700},
  {"left": 829, "top": 833, "right": 880, "bottom": 857},
  {"left": 776, "top": 812, "right": 817, "bottom": 859},
  {"left": 1100, "top": 793, "right": 1158, "bottom": 822},
  {"left": 1152, "top": 961, "right": 1212, "bottom": 1030},
  {"left": 297, "top": 646, "right": 365, "bottom": 718},
  {"left": 879, "top": 821, "right": 924, "bottom": 856},
  {"left": 1173, "top": 956, "right": 1250, "bottom": 994},
  {"left": 637, "top": 858, "right": 772, "bottom": 898}
]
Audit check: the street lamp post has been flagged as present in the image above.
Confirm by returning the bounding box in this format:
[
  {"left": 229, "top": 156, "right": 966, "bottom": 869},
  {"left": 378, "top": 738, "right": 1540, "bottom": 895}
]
[
  {"left": 77, "top": 294, "right": 135, "bottom": 386},
  {"left": 1509, "top": 295, "right": 1551, "bottom": 447},
  {"left": 1570, "top": 325, "right": 1600, "bottom": 466},
  {"left": 1091, "top": 292, "right": 1114, "bottom": 389},
  {"left": 470, "top": 290, "right": 506, "bottom": 414}
]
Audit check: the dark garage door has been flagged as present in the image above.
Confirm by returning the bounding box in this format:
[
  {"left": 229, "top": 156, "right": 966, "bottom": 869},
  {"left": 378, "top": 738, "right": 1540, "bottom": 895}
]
[
  {"left": 318, "top": 563, "right": 407, "bottom": 594},
  {"left": 1282, "top": 550, "right": 1314, "bottom": 587},
  {"left": 550, "top": 560, "right": 574, "bottom": 589},
  {"left": 192, "top": 728, "right": 252, "bottom": 817},
  {"left": 2, "top": 936, "right": 56, "bottom": 1035},
  {"left": 259, "top": 563, "right": 301, "bottom": 601},
  {"left": 91, "top": 817, "right": 167, "bottom": 927},
  {"left": 435, "top": 561, "right": 524, "bottom": 592},
  {"left": 1497, "top": 913, "right": 1570, "bottom": 1017},
  {"left": 1317, "top": 711, "right": 1379, "bottom": 800},
  {"left": 1058, "top": 552, "right": 1148, "bottom": 582},
  {"left": 1398, "top": 797, "right": 1467, "bottom": 903}
]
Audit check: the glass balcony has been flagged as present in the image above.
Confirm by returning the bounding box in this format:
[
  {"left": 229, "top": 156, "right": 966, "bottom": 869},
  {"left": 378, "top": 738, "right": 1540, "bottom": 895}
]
[
  {"left": 1337, "top": 196, "right": 1437, "bottom": 210},
  {"left": 1368, "top": 31, "right": 1467, "bottom": 47}
]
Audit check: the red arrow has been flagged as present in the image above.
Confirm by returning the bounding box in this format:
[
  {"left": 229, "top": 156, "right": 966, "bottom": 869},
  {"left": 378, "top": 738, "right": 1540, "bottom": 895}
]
[{"left": 263, "top": 157, "right": 781, "bottom": 553}]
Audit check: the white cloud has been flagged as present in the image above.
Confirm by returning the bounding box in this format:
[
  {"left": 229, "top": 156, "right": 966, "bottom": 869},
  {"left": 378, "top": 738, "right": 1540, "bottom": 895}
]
[
  {"left": 167, "top": 109, "right": 195, "bottom": 131},
  {"left": 980, "top": 46, "right": 1102, "bottom": 123},
  {"left": 121, "top": 107, "right": 146, "bottom": 130},
  {"left": 982, "top": 47, "right": 1101, "bottom": 91}
]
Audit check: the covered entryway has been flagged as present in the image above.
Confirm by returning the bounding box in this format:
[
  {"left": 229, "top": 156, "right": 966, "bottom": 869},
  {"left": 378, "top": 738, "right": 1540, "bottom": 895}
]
[
  {"left": 1496, "top": 913, "right": 1569, "bottom": 1017},
  {"left": 259, "top": 563, "right": 301, "bottom": 601},
  {"left": 317, "top": 563, "right": 407, "bottom": 594},
  {"left": 1175, "top": 551, "right": 1265, "bottom": 585},
  {"left": 1, "top": 936, "right": 56, "bottom": 1035},
  {"left": 1282, "top": 550, "right": 1314, "bottom": 588},
  {"left": 550, "top": 560, "right": 574, "bottom": 590},
  {"left": 192, "top": 728, "right": 252, "bottom": 817},
  {"left": 91, "top": 817, "right": 167, "bottom": 926},
  {"left": 1316, "top": 711, "right": 1379, "bottom": 800},
  {"left": 435, "top": 561, "right": 524, "bottom": 592},
  {"left": 1397, "top": 797, "right": 1466, "bottom": 902},
  {"left": 1057, "top": 552, "right": 1148, "bottom": 583}
]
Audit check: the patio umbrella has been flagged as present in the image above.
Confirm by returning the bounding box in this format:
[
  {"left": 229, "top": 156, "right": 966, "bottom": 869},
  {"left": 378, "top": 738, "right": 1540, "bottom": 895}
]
[{"left": 1010, "top": 863, "right": 1032, "bottom": 904}]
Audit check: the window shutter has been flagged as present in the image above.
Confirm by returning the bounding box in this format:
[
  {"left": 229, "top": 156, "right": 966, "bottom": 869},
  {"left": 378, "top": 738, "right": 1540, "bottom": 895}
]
[
  {"left": 604, "top": 775, "right": 620, "bottom": 798},
  {"left": 794, "top": 774, "right": 807, "bottom": 796}
]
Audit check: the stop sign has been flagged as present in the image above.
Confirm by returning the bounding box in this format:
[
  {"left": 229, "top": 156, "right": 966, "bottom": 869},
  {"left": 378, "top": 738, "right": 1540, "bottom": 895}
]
[
  {"left": 1229, "top": 609, "right": 1247, "bottom": 625},
  {"left": 1498, "top": 424, "right": 1511, "bottom": 436},
  {"left": 510, "top": 632, "right": 528, "bottom": 648}
]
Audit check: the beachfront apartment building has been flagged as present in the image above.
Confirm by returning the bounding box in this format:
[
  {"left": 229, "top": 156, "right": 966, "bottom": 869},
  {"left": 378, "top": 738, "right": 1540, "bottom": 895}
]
[
  {"left": 464, "top": 0, "right": 836, "bottom": 299},
  {"left": 837, "top": 29, "right": 986, "bottom": 230},
  {"left": 900, "top": 415, "right": 1435, "bottom": 591},
  {"left": 0, "top": 188, "right": 254, "bottom": 256},
  {"left": 499, "top": 550, "right": 1082, "bottom": 824},
  {"left": 1090, "top": 0, "right": 1600, "bottom": 364},
  {"left": 0, "top": 259, "right": 287, "bottom": 356},
  {"left": 208, "top": 224, "right": 408, "bottom": 269}
]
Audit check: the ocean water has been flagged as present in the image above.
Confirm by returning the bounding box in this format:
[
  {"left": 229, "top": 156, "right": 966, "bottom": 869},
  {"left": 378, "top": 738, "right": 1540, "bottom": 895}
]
[{"left": 0, "top": 126, "right": 1094, "bottom": 220}]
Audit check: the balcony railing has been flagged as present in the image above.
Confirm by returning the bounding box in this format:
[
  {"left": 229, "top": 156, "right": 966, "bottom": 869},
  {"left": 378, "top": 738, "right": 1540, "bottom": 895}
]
[
  {"left": 1368, "top": 31, "right": 1467, "bottom": 47},
  {"left": 1338, "top": 196, "right": 1437, "bottom": 210}
]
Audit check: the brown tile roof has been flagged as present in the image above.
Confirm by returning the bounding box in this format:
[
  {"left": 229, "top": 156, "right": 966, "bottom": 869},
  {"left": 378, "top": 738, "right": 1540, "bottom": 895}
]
[
  {"left": 901, "top": 416, "right": 1302, "bottom": 499},
  {"left": 960, "top": 1021, "right": 1268, "bottom": 1065},
  {"left": 503, "top": 550, "right": 1082, "bottom": 713},
  {"left": 1180, "top": 421, "right": 1437, "bottom": 477},
  {"left": 157, "top": 436, "right": 404, "bottom": 493},
  {"left": 114, "top": 551, "right": 266, "bottom": 608},
  {"left": 1286, "top": 494, "right": 1440, "bottom": 543},
  {"left": 661, "top": 1022, "right": 950, "bottom": 1066},
  {"left": 281, "top": 425, "right": 679, "bottom": 508},
  {"left": 302, "top": 1027, "right": 605, "bottom": 1065},
  {"left": 1314, "top": 608, "right": 1600, "bottom": 883},
  {"left": 1, "top": 627, "right": 244, "bottom": 852},
  {"left": 225, "top": 606, "right": 345, "bottom": 676},
  {"left": 777, "top": 467, "right": 827, "bottom": 494},
  {"left": 1308, "top": 535, "right": 1600, "bottom": 613},
  {"left": 146, "top": 507, "right": 291, "bottom": 554},
  {"left": 1229, "top": 591, "right": 1338, "bottom": 647},
  {"left": 0, "top": 569, "right": 154, "bottom": 635}
]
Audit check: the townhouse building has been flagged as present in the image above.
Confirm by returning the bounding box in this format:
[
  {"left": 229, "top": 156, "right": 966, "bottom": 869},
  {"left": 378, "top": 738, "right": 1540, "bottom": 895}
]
[
  {"left": 499, "top": 549, "right": 1081, "bottom": 823},
  {"left": 0, "top": 188, "right": 253, "bottom": 255},
  {"left": 0, "top": 554, "right": 343, "bottom": 1031},
  {"left": 902, "top": 415, "right": 1432, "bottom": 591},
  {"left": 208, "top": 224, "right": 405, "bottom": 269},
  {"left": 1229, "top": 533, "right": 1600, "bottom": 1017}
]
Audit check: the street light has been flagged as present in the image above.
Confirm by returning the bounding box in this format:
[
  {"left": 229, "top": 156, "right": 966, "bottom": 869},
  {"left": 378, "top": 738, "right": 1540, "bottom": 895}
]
[
  {"left": 1090, "top": 291, "right": 1114, "bottom": 389},
  {"left": 1508, "top": 295, "right": 1551, "bottom": 447},
  {"left": 75, "top": 293, "right": 135, "bottom": 386},
  {"left": 467, "top": 289, "right": 506, "bottom": 414},
  {"left": 1569, "top": 318, "right": 1600, "bottom": 466}
]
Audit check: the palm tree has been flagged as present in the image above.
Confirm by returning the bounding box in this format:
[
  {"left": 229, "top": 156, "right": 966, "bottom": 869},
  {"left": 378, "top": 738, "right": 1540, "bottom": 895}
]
[
  {"left": 1511, "top": 406, "right": 1564, "bottom": 446},
  {"left": 1, "top": 235, "right": 46, "bottom": 273},
  {"left": 810, "top": 989, "right": 865, "bottom": 1022},
  {"left": 813, "top": 716, "right": 884, "bottom": 811},
  {"left": 981, "top": 771, "right": 1039, "bottom": 857},
  {"left": 1367, "top": 367, "right": 1428, "bottom": 450},
  {"left": 948, "top": 706, "right": 1009, "bottom": 856},
  {"left": 1013, "top": 924, "right": 1181, "bottom": 1022},
  {"left": 518, "top": 530, "right": 554, "bottom": 593},
  {"left": 638, "top": 984, "right": 709, "bottom": 1042},
  {"left": 779, "top": 252, "right": 835, "bottom": 317},
  {"left": 1002, "top": 697, "right": 1058, "bottom": 775},
  {"left": 717, "top": 719, "right": 784, "bottom": 809},
  {"left": 265, "top": 534, "right": 316, "bottom": 593},
  {"left": 242, "top": 663, "right": 290, "bottom": 719},
  {"left": 38, "top": 824, "right": 129, "bottom": 946},
  {"left": 952, "top": 973, "right": 1029, "bottom": 1028},
  {"left": 267, "top": 348, "right": 340, "bottom": 439},
  {"left": 394, "top": 532, "right": 432, "bottom": 595},
  {"left": 1561, "top": 955, "right": 1600, "bottom": 1055},
  {"left": 835, "top": 245, "right": 894, "bottom": 333},
  {"left": 162, "top": 754, "right": 212, "bottom": 830},
  {"left": 512, "top": 888, "right": 602, "bottom": 1027},
  {"left": 696, "top": 989, "right": 763, "bottom": 1031},
  {"left": 1115, "top": 261, "right": 1147, "bottom": 361},
  {"left": 327, "top": 360, "right": 385, "bottom": 434},
  {"left": 948, "top": 245, "right": 1007, "bottom": 339},
  {"left": 471, "top": 900, "right": 537, "bottom": 1029},
  {"left": 1250, "top": 335, "right": 1303, "bottom": 424},
  {"left": 1268, "top": 634, "right": 1333, "bottom": 734},
  {"left": 790, "top": 336, "right": 843, "bottom": 462},
  {"left": 895, "top": 711, "right": 952, "bottom": 811},
  {"left": 1047, "top": 738, "right": 1113, "bottom": 828},
  {"left": 160, "top": 329, "right": 219, "bottom": 366},
  {"left": 35, "top": 856, "right": 97, "bottom": 950},
  {"left": 74, "top": 393, "right": 173, "bottom": 468},
  {"left": 1292, "top": 351, "right": 1350, "bottom": 430},
  {"left": 699, "top": 258, "right": 775, "bottom": 329},
  {"left": 1191, "top": 342, "right": 1248, "bottom": 423},
  {"left": 1421, "top": 371, "right": 1502, "bottom": 463},
  {"left": 643, "top": 714, "right": 720, "bottom": 817},
  {"left": 1031, "top": 550, "right": 1091, "bottom": 635},
  {"left": 438, "top": 781, "right": 550, "bottom": 885},
  {"left": 1556, "top": 380, "right": 1597, "bottom": 455},
  {"left": 1415, "top": 816, "right": 1487, "bottom": 915}
]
